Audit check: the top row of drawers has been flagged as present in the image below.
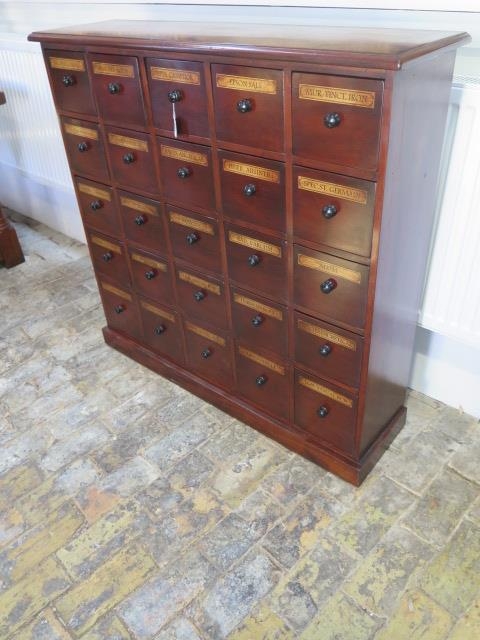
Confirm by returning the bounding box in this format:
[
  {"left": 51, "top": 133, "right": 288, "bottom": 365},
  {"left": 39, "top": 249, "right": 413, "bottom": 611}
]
[{"left": 46, "top": 49, "right": 384, "bottom": 174}]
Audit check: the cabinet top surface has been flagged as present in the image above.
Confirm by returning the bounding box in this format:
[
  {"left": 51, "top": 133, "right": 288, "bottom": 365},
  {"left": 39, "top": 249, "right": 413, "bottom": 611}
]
[{"left": 28, "top": 20, "right": 470, "bottom": 69}]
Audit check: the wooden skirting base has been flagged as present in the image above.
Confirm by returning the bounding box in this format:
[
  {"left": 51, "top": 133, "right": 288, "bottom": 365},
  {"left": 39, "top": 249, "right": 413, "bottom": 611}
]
[{"left": 0, "top": 207, "right": 24, "bottom": 268}]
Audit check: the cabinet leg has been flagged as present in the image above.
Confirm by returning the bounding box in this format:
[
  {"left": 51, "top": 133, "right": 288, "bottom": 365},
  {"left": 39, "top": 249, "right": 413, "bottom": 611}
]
[{"left": 0, "top": 207, "right": 24, "bottom": 268}]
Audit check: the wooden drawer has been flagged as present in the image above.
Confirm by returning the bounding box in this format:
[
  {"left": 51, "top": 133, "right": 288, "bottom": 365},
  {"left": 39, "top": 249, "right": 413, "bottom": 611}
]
[
  {"left": 89, "top": 54, "right": 146, "bottom": 128},
  {"left": 128, "top": 248, "right": 172, "bottom": 302},
  {"left": 146, "top": 58, "right": 209, "bottom": 139},
  {"left": 87, "top": 231, "right": 130, "bottom": 284},
  {"left": 99, "top": 280, "right": 141, "bottom": 339},
  {"left": 225, "top": 225, "right": 287, "bottom": 302},
  {"left": 293, "top": 166, "right": 376, "bottom": 257},
  {"left": 294, "top": 312, "right": 363, "bottom": 389},
  {"left": 45, "top": 50, "right": 95, "bottom": 115},
  {"left": 106, "top": 127, "right": 158, "bottom": 194},
  {"left": 219, "top": 151, "right": 285, "bottom": 231},
  {"left": 212, "top": 64, "right": 284, "bottom": 153},
  {"left": 294, "top": 370, "right": 357, "bottom": 455},
  {"left": 292, "top": 73, "right": 383, "bottom": 173},
  {"left": 167, "top": 206, "right": 221, "bottom": 273},
  {"left": 185, "top": 320, "right": 233, "bottom": 388},
  {"left": 75, "top": 178, "right": 119, "bottom": 237},
  {"left": 235, "top": 344, "right": 289, "bottom": 421},
  {"left": 158, "top": 138, "right": 214, "bottom": 211},
  {"left": 294, "top": 245, "right": 369, "bottom": 330},
  {"left": 118, "top": 191, "right": 165, "bottom": 252},
  {"left": 231, "top": 288, "right": 287, "bottom": 358},
  {"left": 175, "top": 267, "right": 227, "bottom": 329},
  {"left": 139, "top": 298, "right": 184, "bottom": 364},
  {"left": 61, "top": 117, "right": 109, "bottom": 181}
]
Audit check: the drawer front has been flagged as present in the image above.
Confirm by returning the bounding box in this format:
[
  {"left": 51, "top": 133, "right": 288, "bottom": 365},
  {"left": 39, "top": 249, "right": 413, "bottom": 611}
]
[
  {"left": 235, "top": 344, "right": 289, "bottom": 421},
  {"left": 231, "top": 288, "right": 287, "bottom": 357},
  {"left": 185, "top": 320, "right": 233, "bottom": 388},
  {"left": 175, "top": 267, "right": 227, "bottom": 329},
  {"left": 106, "top": 127, "right": 158, "bottom": 194},
  {"left": 292, "top": 73, "right": 383, "bottom": 173},
  {"left": 61, "top": 117, "right": 109, "bottom": 181},
  {"left": 128, "top": 249, "right": 172, "bottom": 302},
  {"left": 75, "top": 178, "right": 118, "bottom": 236},
  {"left": 99, "top": 280, "right": 141, "bottom": 339},
  {"left": 294, "top": 245, "right": 369, "bottom": 330},
  {"left": 226, "top": 225, "right": 287, "bottom": 302},
  {"left": 293, "top": 166, "right": 376, "bottom": 257},
  {"left": 212, "top": 64, "right": 284, "bottom": 153},
  {"left": 219, "top": 151, "right": 285, "bottom": 231},
  {"left": 294, "top": 312, "right": 363, "bottom": 388},
  {"left": 89, "top": 54, "right": 146, "bottom": 127},
  {"left": 118, "top": 191, "right": 165, "bottom": 253},
  {"left": 46, "top": 50, "right": 95, "bottom": 115},
  {"left": 158, "top": 138, "right": 214, "bottom": 211},
  {"left": 139, "top": 298, "right": 184, "bottom": 363},
  {"left": 294, "top": 370, "right": 357, "bottom": 455},
  {"left": 87, "top": 232, "right": 130, "bottom": 283},
  {"left": 147, "top": 58, "right": 209, "bottom": 139},
  {"left": 167, "top": 207, "right": 221, "bottom": 273}
]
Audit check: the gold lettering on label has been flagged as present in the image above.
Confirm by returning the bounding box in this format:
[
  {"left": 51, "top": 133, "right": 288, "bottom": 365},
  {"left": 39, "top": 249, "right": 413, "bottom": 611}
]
[
  {"left": 131, "top": 253, "right": 167, "bottom": 271},
  {"left": 223, "top": 160, "right": 280, "bottom": 184},
  {"left": 120, "top": 197, "right": 158, "bottom": 216},
  {"left": 298, "top": 376, "right": 353, "bottom": 408},
  {"left": 50, "top": 57, "right": 85, "bottom": 72},
  {"left": 298, "top": 84, "right": 375, "bottom": 109},
  {"left": 298, "top": 176, "right": 367, "bottom": 205},
  {"left": 64, "top": 123, "right": 98, "bottom": 140},
  {"left": 228, "top": 232, "right": 282, "bottom": 258},
  {"left": 140, "top": 300, "right": 174, "bottom": 322},
  {"left": 160, "top": 145, "right": 208, "bottom": 166},
  {"left": 297, "top": 319, "right": 356, "bottom": 351},
  {"left": 108, "top": 134, "right": 148, "bottom": 152},
  {"left": 91, "top": 236, "right": 121, "bottom": 253},
  {"left": 150, "top": 67, "right": 200, "bottom": 85},
  {"left": 101, "top": 282, "right": 131, "bottom": 301},
  {"left": 92, "top": 62, "right": 134, "bottom": 78},
  {"left": 169, "top": 212, "right": 214, "bottom": 235},
  {"left": 238, "top": 346, "right": 285, "bottom": 375},
  {"left": 297, "top": 254, "right": 361, "bottom": 285},
  {"left": 78, "top": 183, "right": 110, "bottom": 201},
  {"left": 178, "top": 271, "right": 221, "bottom": 295},
  {"left": 216, "top": 74, "right": 277, "bottom": 95},
  {"left": 233, "top": 294, "right": 283, "bottom": 321},
  {"left": 185, "top": 322, "right": 225, "bottom": 346}
]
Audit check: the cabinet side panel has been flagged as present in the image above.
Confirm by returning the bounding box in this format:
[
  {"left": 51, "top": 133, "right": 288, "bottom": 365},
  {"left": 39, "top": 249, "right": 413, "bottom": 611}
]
[{"left": 360, "top": 51, "right": 456, "bottom": 454}]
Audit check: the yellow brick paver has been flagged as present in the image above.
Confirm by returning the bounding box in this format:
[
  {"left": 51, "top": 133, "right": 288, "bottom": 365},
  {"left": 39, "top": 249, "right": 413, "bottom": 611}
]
[
  {"left": 0, "top": 464, "right": 43, "bottom": 512},
  {"left": 228, "top": 605, "right": 294, "bottom": 639}
]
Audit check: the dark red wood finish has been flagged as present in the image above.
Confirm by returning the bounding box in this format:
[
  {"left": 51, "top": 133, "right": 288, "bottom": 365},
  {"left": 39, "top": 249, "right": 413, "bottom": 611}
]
[
  {"left": 175, "top": 266, "right": 228, "bottom": 329},
  {"left": 87, "top": 231, "right": 130, "bottom": 283},
  {"left": 128, "top": 248, "right": 172, "bottom": 302},
  {"left": 139, "top": 298, "right": 184, "bottom": 363},
  {"left": 167, "top": 206, "right": 221, "bottom": 273},
  {"left": 75, "top": 178, "right": 119, "bottom": 236},
  {"left": 45, "top": 49, "right": 96, "bottom": 115},
  {"left": 99, "top": 280, "right": 141, "bottom": 338},
  {"left": 117, "top": 190, "right": 166, "bottom": 253},
  {"left": 184, "top": 320, "right": 233, "bottom": 388},
  {"left": 61, "top": 117, "right": 109, "bottom": 181},
  {"left": 105, "top": 126, "right": 158, "bottom": 194}
]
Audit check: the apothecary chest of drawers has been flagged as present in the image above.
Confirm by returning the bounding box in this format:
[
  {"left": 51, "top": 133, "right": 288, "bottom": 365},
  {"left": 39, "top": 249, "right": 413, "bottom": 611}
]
[{"left": 29, "top": 21, "right": 469, "bottom": 484}]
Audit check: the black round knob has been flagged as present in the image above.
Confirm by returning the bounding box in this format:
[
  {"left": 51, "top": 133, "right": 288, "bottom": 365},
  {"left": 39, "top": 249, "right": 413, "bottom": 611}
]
[
  {"left": 186, "top": 232, "right": 199, "bottom": 245},
  {"left": 194, "top": 290, "right": 205, "bottom": 302},
  {"left": 62, "top": 74, "right": 76, "bottom": 87},
  {"left": 145, "top": 270, "right": 156, "bottom": 280},
  {"left": 243, "top": 183, "right": 256, "bottom": 197},
  {"left": 256, "top": 375, "right": 267, "bottom": 387},
  {"left": 317, "top": 405, "right": 329, "bottom": 418},
  {"left": 248, "top": 254, "right": 260, "bottom": 267},
  {"left": 90, "top": 200, "right": 103, "bottom": 211},
  {"left": 123, "top": 153, "right": 135, "bottom": 164},
  {"left": 319, "top": 344, "right": 332, "bottom": 357},
  {"left": 322, "top": 204, "right": 338, "bottom": 219},
  {"left": 102, "top": 252, "right": 113, "bottom": 262},
  {"left": 320, "top": 278, "right": 337, "bottom": 294},
  {"left": 201, "top": 348, "right": 211, "bottom": 359},
  {"left": 108, "top": 82, "right": 121, "bottom": 95},
  {"left": 251, "top": 314, "right": 263, "bottom": 327},
  {"left": 114, "top": 304, "right": 124, "bottom": 314},
  {"left": 177, "top": 167, "right": 191, "bottom": 179},
  {"left": 324, "top": 112, "right": 341, "bottom": 128},
  {"left": 168, "top": 89, "right": 182, "bottom": 103},
  {"left": 154, "top": 324, "right": 166, "bottom": 335},
  {"left": 134, "top": 215, "right": 146, "bottom": 226},
  {"left": 237, "top": 98, "right": 252, "bottom": 113},
  {"left": 77, "top": 142, "right": 88, "bottom": 152}
]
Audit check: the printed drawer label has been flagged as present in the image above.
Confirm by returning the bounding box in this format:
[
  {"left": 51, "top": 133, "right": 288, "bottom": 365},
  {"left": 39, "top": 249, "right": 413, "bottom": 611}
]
[
  {"left": 297, "top": 318, "right": 356, "bottom": 351},
  {"left": 233, "top": 293, "right": 283, "bottom": 321},
  {"left": 297, "top": 176, "right": 368, "bottom": 205},
  {"left": 120, "top": 197, "right": 159, "bottom": 216},
  {"left": 78, "top": 183, "right": 111, "bottom": 201},
  {"left": 169, "top": 212, "right": 214, "bottom": 235},
  {"left": 178, "top": 271, "right": 221, "bottom": 295},
  {"left": 140, "top": 300, "right": 174, "bottom": 322},
  {"left": 92, "top": 62, "right": 135, "bottom": 78},
  {"left": 228, "top": 232, "right": 282, "bottom": 258},
  {"left": 298, "top": 84, "right": 376, "bottom": 109},
  {"left": 50, "top": 57, "right": 85, "bottom": 72},
  {"left": 238, "top": 346, "right": 285, "bottom": 375},
  {"left": 150, "top": 67, "right": 201, "bottom": 85},
  {"left": 297, "top": 253, "right": 362, "bottom": 284},
  {"left": 131, "top": 253, "right": 167, "bottom": 271},
  {"left": 185, "top": 321, "right": 225, "bottom": 346},
  {"left": 64, "top": 123, "right": 98, "bottom": 140},
  {"left": 160, "top": 145, "right": 208, "bottom": 166},
  {"left": 223, "top": 159, "right": 280, "bottom": 184},
  {"left": 101, "top": 282, "right": 131, "bottom": 301},
  {"left": 298, "top": 375, "right": 353, "bottom": 408},
  {"left": 108, "top": 134, "right": 148, "bottom": 152},
  {"left": 216, "top": 74, "right": 277, "bottom": 95},
  {"left": 91, "top": 235, "right": 121, "bottom": 253}
]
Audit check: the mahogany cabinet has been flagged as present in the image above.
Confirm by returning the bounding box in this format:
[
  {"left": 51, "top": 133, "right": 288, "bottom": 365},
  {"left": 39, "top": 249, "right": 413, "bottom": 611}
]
[{"left": 29, "top": 21, "right": 469, "bottom": 484}]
